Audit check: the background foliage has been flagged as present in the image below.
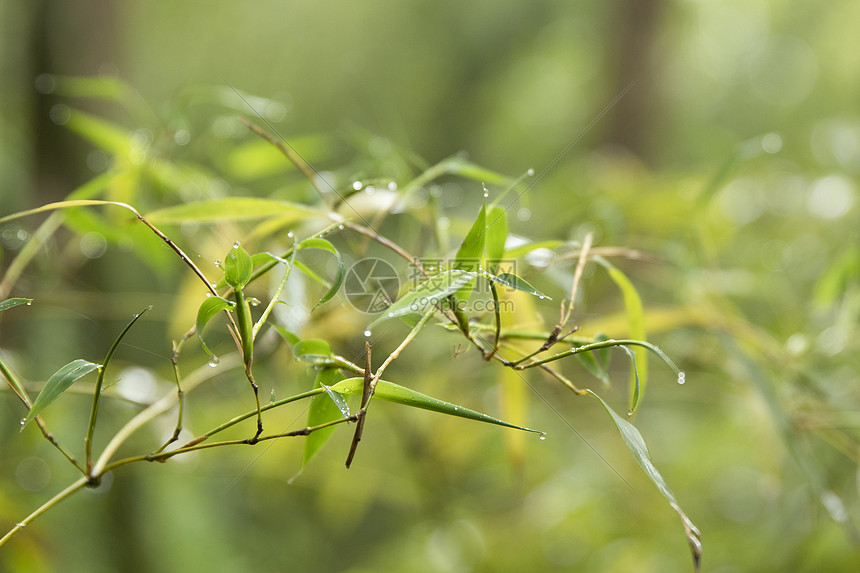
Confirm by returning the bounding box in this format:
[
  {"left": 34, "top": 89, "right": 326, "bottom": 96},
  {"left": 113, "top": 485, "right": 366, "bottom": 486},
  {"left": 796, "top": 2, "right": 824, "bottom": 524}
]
[{"left": 2, "top": 0, "right": 859, "bottom": 571}]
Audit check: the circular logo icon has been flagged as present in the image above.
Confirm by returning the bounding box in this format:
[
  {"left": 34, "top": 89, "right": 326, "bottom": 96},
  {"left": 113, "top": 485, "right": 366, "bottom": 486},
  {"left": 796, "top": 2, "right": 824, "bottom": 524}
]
[{"left": 344, "top": 258, "right": 400, "bottom": 313}]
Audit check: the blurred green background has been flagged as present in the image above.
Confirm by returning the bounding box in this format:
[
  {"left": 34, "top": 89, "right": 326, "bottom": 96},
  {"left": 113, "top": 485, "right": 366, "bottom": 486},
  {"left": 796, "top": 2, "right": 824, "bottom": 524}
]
[{"left": 2, "top": 0, "right": 860, "bottom": 571}]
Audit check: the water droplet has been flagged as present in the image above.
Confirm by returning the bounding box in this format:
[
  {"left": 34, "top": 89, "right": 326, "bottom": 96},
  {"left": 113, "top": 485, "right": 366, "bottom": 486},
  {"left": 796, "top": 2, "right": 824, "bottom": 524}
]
[
  {"left": 214, "top": 259, "right": 221, "bottom": 268},
  {"left": 352, "top": 181, "right": 363, "bottom": 191},
  {"left": 527, "top": 168, "right": 535, "bottom": 176},
  {"left": 365, "top": 186, "right": 375, "bottom": 195},
  {"left": 677, "top": 371, "right": 686, "bottom": 385},
  {"left": 364, "top": 330, "right": 372, "bottom": 338},
  {"left": 287, "top": 231, "right": 294, "bottom": 239},
  {"left": 482, "top": 183, "right": 490, "bottom": 198},
  {"left": 538, "top": 433, "right": 546, "bottom": 441},
  {"left": 247, "top": 297, "right": 261, "bottom": 307},
  {"left": 205, "top": 292, "right": 212, "bottom": 297},
  {"left": 25, "top": 302, "right": 32, "bottom": 306},
  {"left": 19, "top": 418, "right": 26, "bottom": 426},
  {"left": 338, "top": 224, "right": 344, "bottom": 230},
  {"left": 269, "top": 389, "right": 276, "bottom": 403},
  {"left": 388, "top": 181, "right": 397, "bottom": 191},
  {"left": 208, "top": 356, "right": 220, "bottom": 368},
  {"left": 232, "top": 241, "right": 240, "bottom": 249},
  {"left": 627, "top": 409, "right": 634, "bottom": 417}
]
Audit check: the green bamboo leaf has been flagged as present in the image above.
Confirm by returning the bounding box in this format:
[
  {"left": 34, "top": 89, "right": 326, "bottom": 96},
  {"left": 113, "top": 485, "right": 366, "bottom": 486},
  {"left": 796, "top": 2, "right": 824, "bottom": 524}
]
[
  {"left": 64, "top": 109, "right": 132, "bottom": 157},
  {"left": 596, "top": 257, "right": 647, "bottom": 409},
  {"left": 21, "top": 359, "right": 101, "bottom": 430},
  {"left": 297, "top": 238, "right": 345, "bottom": 310},
  {"left": 503, "top": 240, "right": 564, "bottom": 260},
  {"left": 292, "top": 339, "right": 334, "bottom": 365},
  {"left": 445, "top": 158, "right": 514, "bottom": 186},
  {"left": 454, "top": 204, "right": 487, "bottom": 269},
  {"left": 330, "top": 377, "right": 542, "bottom": 434},
  {"left": 485, "top": 206, "right": 508, "bottom": 273},
  {"left": 368, "top": 269, "right": 478, "bottom": 329},
  {"left": 453, "top": 205, "right": 487, "bottom": 300},
  {"left": 0, "top": 298, "right": 32, "bottom": 312},
  {"left": 620, "top": 346, "right": 642, "bottom": 414},
  {"left": 145, "top": 197, "right": 321, "bottom": 224},
  {"left": 487, "top": 272, "right": 550, "bottom": 299},
  {"left": 576, "top": 351, "right": 611, "bottom": 385},
  {"left": 587, "top": 390, "right": 702, "bottom": 570},
  {"left": 298, "top": 368, "right": 348, "bottom": 476},
  {"left": 223, "top": 243, "right": 254, "bottom": 289},
  {"left": 196, "top": 296, "right": 235, "bottom": 356},
  {"left": 271, "top": 324, "right": 300, "bottom": 346}
]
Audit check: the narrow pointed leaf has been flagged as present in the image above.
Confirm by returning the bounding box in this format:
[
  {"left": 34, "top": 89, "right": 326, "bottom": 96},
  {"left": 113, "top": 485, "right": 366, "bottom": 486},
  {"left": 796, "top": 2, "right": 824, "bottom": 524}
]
[
  {"left": 196, "top": 296, "right": 235, "bottom": 356},
  {"left": 299, "top": 369, "right": 348, "bottom": 474},
  {"left": 488, "top": 272, "right": 550, "bottom": 299},
  {"left": 323, "top": 386, "right": 350, "bottom": 419},
  {"left": 485, "top": 206, "right": 508, "bottom": 273},
  {"left": 587, "top": 390, "right": 702, "bottom": 571},
  {"left": 597, "top": 257, "right": 647, "bottom": 409},
  {"left": 453, "top": 205, "right": 486, "bottom": 300},
  {"left": 145, "top": 197, "right": 320, "bottom": 224},
  {"left": 619, "top": 346, "right": 642, "bottom": 414},
  {"left": 503, "top": 240, "right": 564, "bottom": 260},
  {"left": 297, "top": 238, "right": 345, "bottom": 310},
  {"left": 22, "top": 359, "right": 100, "bottom": 430},
  {"left": 576, "top": 350, "right": 611, "bottom": 385},
  {"left": 369, "top": 269, "right": 478, "bottom": 329},
  {"left": 330, "top": 377, "right": 542, "bottom": 434},
  {"left": 454, "top": 204, "right": 487, "bottom": 269},
  {"left": 271, "top": 324, "right": 300, "bottom": 346},
  {"left": 0, "top": 298, "right": 32, "bottom": 312}
]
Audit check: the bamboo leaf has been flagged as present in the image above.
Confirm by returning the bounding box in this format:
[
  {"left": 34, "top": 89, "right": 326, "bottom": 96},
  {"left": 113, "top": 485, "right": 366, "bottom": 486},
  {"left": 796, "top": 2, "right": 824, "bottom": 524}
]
[
  {"left": 298, "top": 369, "right": 348, "bottom": 475},
  {"left": 145, "top": 197, "right": 320, "bottom": 224},
  {"left": 369, "top": 269, "right": 478, "bottom": 329},
  {"left": 453, "top": 205, "right": 487, "bottom": 300},
  {"left": 454, "top": 204, "right": 487, "bottom": 270},
  {"left": 330, "top": 377, "right": 542, "bottom": 434},
  {"left": 297, "top": 238, "right": 345, "bottom": 310},
  {"left": 587, "top": 390, "right": 702, "bottom": 571},
  {"left": 0, "top": 298, "right": 32, "bottom": 312},
  {"left": 292, "top": 339, "right": 334, "bottom": 365},
  {"left": 445, "top": 158, "right": 514, "bottom": 186},
  {"left": 503, "top": 240, "right": 564, "bottom": 260},
  {"left": 21, "top": 360, "right": 101, "bottom": 430},
  {"left": 596, "top": 257, "right": 647, "bottom": 409},
  {"left": 196, "top": 296, "right": 235, "bottom": 356},
  {"left": 485, "top": 206, "right": 508, "bottom": 273},
  {"left": 487, "top": 272, "right": 550, "bottom": 299},
  {"left": 223, "top": 243, "right": 253, "bottom": 289},
  {"left": 271, "top": 324, "right": 300, "bottom": 346},
  {"left": 576, "top": 350, "right": 611, "bottom": 385},
  {"left": 64, "top": 109, "right": 132, "bottom": 157}
]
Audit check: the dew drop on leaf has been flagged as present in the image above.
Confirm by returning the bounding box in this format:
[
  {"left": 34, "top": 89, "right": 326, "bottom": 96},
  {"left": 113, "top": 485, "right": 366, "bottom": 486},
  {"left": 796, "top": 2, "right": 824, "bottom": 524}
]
[
  {"left": 538, "top": 433, "right": 547, "bottom": 441},
  {"left": 233, "top": 241, "right": 241, "bottom": 249},
  {"left": 364, "top": 330, "right": 372, "bottom": 338},
  {"left": 527, "top": 168, "right": 535, "bottom": 176},
  {"left": 677, "top": 371, "right": 686, "bottom": 385},
  {"left": 208, "top": 355, "right": 220, "bottom": 368}
]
